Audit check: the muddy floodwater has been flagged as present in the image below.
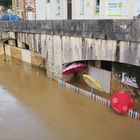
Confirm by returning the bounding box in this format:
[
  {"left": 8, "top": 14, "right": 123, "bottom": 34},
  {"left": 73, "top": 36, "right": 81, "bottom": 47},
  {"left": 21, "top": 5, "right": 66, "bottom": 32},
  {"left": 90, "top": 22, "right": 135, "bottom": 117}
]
[{"left": 0, "top": 55, "right": 140, "bottom": 140}]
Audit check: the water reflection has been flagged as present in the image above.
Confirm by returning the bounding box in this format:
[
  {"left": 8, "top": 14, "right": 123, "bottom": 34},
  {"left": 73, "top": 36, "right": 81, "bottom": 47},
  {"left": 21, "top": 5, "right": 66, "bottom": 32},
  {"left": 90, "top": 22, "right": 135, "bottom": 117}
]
[{"left": 0, "top": 55, "right": 140, "bottom": 140}]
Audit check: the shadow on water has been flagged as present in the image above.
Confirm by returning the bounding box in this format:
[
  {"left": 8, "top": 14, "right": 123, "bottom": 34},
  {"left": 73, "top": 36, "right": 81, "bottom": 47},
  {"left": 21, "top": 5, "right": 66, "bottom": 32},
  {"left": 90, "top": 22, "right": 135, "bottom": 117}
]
[{"left": 0, "top": 55, "right": 140, "bottom": 140}]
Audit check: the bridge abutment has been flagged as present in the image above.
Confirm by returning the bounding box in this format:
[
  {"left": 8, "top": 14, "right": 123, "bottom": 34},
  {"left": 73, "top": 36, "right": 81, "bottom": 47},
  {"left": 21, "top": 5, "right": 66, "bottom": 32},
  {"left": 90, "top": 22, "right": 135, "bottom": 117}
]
[{"left": 0, "top": 20, "right": 140, "bottom": 100}]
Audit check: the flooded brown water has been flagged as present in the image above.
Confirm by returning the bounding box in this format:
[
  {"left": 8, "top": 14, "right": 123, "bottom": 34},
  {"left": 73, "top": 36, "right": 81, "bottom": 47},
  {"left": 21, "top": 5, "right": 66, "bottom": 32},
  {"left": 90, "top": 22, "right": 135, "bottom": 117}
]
[{"left": 0, "top": 55, "right": 140, "bottom": 140}]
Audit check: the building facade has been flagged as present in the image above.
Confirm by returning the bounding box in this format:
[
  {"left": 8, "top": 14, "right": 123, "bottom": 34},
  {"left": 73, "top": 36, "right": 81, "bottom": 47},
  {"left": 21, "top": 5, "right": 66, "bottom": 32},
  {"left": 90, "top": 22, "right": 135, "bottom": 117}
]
[
  {"left": 46, "top": 0, "right": 140, "bottom": 20},
  {"left": 12, "top": 0, "right": 140, "bottom": 20},
  {"left": 12, "top": 0, "right": 47, "bottom": 20},
  {"left": 12, "top": 0, "right": 25, "bottom": 19},
  {"left": 47, "top": 0, "right": 73, "bottom": 20},
  {"left": 72, "top": 0, "right": 140, "bottom": 19},
  {"left": 36, "top": 0, "right": 47, "bottom": 20},
  {"left": 24, "top": 0, "right": 36, "bottom": 20}
]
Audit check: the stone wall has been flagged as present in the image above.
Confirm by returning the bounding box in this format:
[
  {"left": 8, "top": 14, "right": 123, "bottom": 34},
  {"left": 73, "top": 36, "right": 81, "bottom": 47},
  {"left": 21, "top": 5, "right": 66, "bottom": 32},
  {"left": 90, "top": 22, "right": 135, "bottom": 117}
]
[
  {"left": 1, "top": 32, "right": 140, "bottom": 80},
  {"left": 1, "top": 20, "right": 140, "bottom": 80},
  {"left": 0, "top": 19, "right": 140, "bottom": 42}
]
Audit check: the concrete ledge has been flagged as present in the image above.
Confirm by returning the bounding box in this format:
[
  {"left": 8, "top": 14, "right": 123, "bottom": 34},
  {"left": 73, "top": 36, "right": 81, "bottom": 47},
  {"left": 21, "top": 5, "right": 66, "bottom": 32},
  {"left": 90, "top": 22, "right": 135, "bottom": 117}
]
[{"left": 1, "top": 19, "right": 140, "bottom": 42}]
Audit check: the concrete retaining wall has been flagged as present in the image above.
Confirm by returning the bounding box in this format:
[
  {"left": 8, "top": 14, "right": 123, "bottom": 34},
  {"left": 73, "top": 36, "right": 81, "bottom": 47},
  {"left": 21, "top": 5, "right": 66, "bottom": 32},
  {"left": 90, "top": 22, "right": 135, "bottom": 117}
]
[
  {"left": 0, "top": 44, "right": 46, "bottom": 69},
  {"left": 1, "top": 33, "right": 140, "bottom": 80},
  {"left": 1, "top": 20, "right": 140, "bottom": 80}
]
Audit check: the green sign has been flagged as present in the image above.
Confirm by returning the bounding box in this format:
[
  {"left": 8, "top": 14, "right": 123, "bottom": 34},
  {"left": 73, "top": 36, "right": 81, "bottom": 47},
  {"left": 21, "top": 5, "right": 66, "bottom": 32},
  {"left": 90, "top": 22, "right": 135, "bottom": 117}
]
[{"left": 106, "top": 0, "right": 122, "bottom": 16}]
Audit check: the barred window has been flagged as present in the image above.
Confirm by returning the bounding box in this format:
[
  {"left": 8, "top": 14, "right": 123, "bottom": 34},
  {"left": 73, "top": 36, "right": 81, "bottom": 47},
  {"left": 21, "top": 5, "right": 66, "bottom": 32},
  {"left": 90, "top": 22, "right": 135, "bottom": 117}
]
[
  {"left": 56, "top": 0, "right": 61, "bottom": 16},
  {"left": 96, "top": 0, "right": 100, "bottom": 14},
  {"left": 80, "top": 0, "right": 85, "bottom": 15}
]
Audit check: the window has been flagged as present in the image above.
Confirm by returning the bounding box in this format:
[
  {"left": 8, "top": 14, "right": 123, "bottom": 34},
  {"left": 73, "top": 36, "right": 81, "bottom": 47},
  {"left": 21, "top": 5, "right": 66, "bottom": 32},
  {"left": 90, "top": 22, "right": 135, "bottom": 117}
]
[
  {"left": 16, "top": 0, "right": 19, "bottom": 7},
  {"left": 80, "top": 0, "right": 85, "bottom": 15},
  {"left": 95, "top": 0, "right": 100, "bottom": 14},
  {"left": 56, "top": 0, "right": 61, "bottom": 16},
  {"left": 67, "top": 0, "right": 72, "bottom": 19},
  {"left": 47, "top": 0, "right": 50, "bottom": 3}
]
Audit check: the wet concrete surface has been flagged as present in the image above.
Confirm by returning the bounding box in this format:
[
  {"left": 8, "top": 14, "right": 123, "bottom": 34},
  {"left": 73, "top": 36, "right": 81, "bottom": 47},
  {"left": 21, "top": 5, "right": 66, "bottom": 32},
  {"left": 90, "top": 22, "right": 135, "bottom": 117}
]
[{"left": 0, "top": 55, "right": 140, "bottom": 140}]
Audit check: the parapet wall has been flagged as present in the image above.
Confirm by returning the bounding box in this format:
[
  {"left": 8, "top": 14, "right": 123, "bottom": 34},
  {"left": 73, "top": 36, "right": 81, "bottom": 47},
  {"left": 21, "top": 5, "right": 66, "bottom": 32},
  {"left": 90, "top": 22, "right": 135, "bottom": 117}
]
[{"left": 0, "top": 19, "right": 140, "bottom": 42}]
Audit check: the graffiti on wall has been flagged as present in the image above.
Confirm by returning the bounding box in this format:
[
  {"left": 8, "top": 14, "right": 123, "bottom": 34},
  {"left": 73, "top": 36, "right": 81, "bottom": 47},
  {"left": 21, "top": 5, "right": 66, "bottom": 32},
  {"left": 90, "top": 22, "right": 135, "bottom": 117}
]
[{"left": 121, "top": 72, "right": 140, "bottom": 89}]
